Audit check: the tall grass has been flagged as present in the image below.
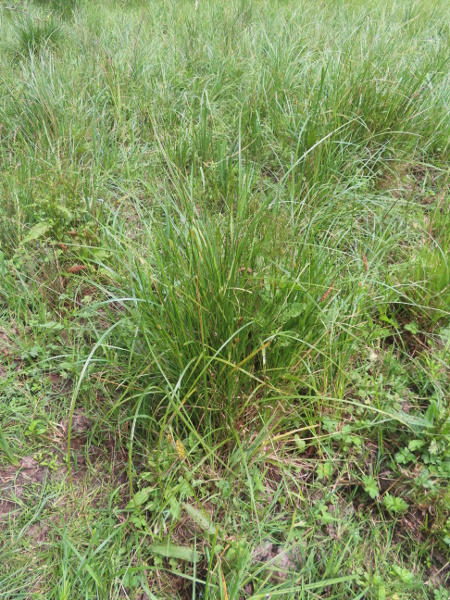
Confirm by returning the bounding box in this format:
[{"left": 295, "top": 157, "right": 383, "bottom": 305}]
[{"left": 0, "top": 0, "right": 449, "bottom": 598}]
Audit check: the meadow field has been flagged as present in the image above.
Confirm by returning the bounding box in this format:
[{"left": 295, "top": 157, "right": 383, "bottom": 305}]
[{"left": 0, "top": 0, "right": 449, "bottom": 598}]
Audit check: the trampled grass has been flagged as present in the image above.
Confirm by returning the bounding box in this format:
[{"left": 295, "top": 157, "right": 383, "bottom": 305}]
[{"left": 0, "top": 0, "right": 449, "bottom": 598}]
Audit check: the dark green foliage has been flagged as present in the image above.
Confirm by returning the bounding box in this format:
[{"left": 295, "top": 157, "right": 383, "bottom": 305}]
[{"left": 12, "top": 15, "right": 62, "bottom": 56}]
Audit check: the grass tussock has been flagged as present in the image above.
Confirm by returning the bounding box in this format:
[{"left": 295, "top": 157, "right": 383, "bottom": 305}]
[{"left": 0, "top": 0, "right": 449, "bottom": 598}]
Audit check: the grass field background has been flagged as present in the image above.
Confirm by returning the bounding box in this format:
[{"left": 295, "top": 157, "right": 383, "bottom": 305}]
[{"left": 0, "top": 0, "right": 449, "bottom": 598}]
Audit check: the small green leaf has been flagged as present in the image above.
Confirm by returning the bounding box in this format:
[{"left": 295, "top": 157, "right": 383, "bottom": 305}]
[
  {"left": 384, "top": 493, "right": 408, "bottom": 514},
  {"left": 184, "top": 503, "right": 217, "bottom": 537},
  {"left": 317, "top": 461, "right": 333, "bottom": 479},
  {"left": 408, "top": 440, "right": 425, "bottom": 452},
  {"left": 130, "top": 515, "right": 147, "bottom": 529},
  {"left": 281, "top": 302, "right": 306, "bottom": 323},
  {"left": 149, "top": 543, "right": 202, "bottom": 562},
  {"left": 322, "top": 416, "right": 337, "bottom": 433},
  {"left": 391, "top": 565, "right": 415, "bottom": 584},
  {"left": 362, "top": 475, "right": 379, "bottom": 499},
  {"left": 168, "top": 495, "right": 181, "bottom": 519},
  {"left": 122, "top": 572, "right": 140, "bottom": 588},
  {"left": 318, "top": 505, "right": 335, "bottom": 524},
  {"left": 395, "top": 447, "right": 415, "bottom": 464},
  {"left": 404, "top": 321, "right": 418, "bottom": 335},
  {"left": 126, "top": 487, "right": 154, "bottom": 509},
  {"left": 379, "top": 314, "right": 399, "bottom": 328},
  {"left": 21, "top": 222, "right": 50, "bottom": 245},
  {"left": 294, "top": 435, "right": 306, "bottom": 452},
  {"left": 37, "top": 321, "right": 64, "bottom": 331}
]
